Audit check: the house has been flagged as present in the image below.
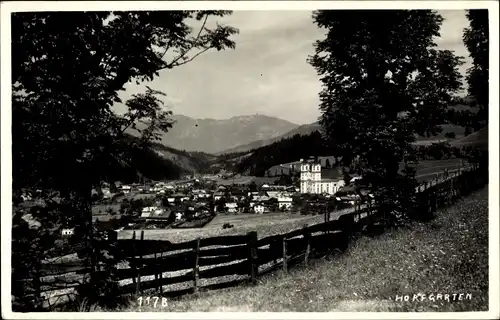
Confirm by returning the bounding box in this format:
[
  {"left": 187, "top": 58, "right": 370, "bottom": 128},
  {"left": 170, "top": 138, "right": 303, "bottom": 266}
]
[
  {"left": 171, "top": 193, "right": 189, "bottom": 202},
  {"left": 175, "top": 211, "right": 184, "bottom": 221},
  {"left": 249, "top": 192, "right": 270, "bottom": 208},
  {"left": 61, "top": 228, "right": 74, "bottom": 236},
  {"left": 335, "top": 195, "right": 360, "bottom": 206},
  {"left": 214, "top": 192, "right": 224, "bottom": 201},
  {"left": 253, "top": 202, "right": 269, "bottom": 214},
  {"left": 266, "top": 191, "right": 281, "bottom": 199},
  {"left": 166, "top": 196, "right": 176, "bottom": 203},
  {"left": 278, "top": 196, "right": 293, "bottom": 210},
  {"left": 114, "top": 181, "right": 123, "bottom": 189},
  {"left": 350, "top": 176, "right": 363, "bottom": 183},
  {"left": 141, "top": 206, "right": 163, "bottom": 218},
  {"left": 192, "top": 189, "right": 209, "bottom": 200},
  {"left": 121, "top": 185, "right": 132, "bottom": 194},
  {"left": 225, "top": 202, "right": 238, "bottom": 213},
  {"left": 144, "top": 208, "right": 172, "bottom": 222},
  {"left": 252, "top": 194, "right": 270, "bottom": 202},
  {"left": 197, "top": 201, "right": 208, "bottom": 207},
  {"left": 101, "top": 187, "right": 111, "bottom": 199},
  {"left": 199, "top": 192, "right": 211, "bottom": 199}
]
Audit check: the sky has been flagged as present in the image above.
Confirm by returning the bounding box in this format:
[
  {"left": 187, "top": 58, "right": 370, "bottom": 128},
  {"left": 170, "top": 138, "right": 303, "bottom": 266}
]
[{"left": 118, "top": 10, "right": 472, "bottom": 125}]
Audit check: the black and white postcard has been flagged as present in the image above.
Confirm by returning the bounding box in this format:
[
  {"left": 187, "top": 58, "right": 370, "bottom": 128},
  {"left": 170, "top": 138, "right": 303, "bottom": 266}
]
[{"left": 1, "top": 1, "right": 498, "bottom": 319}]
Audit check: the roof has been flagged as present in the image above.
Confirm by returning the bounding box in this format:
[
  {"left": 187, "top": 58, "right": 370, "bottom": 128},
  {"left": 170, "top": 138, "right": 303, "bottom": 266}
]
[
  {"left": 171, "top": 193, "right": 188, "bottom": 197},
  {"left": 320, "top": 178, "right": 343, "bottom": 183}
]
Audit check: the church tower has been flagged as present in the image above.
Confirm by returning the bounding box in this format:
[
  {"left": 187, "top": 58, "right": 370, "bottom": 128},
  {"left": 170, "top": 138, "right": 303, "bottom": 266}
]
[{"left": 300, "top": 159, "right": 311, "bottom": 193}]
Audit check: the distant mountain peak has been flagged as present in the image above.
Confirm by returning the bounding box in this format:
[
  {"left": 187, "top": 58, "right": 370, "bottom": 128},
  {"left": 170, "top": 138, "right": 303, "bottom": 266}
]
[
  {"left": 217, "top": 122, "right": 322, "bottom": 155},
  {"left": 127, "top": 113, "right": 299, "bottom": 154}
]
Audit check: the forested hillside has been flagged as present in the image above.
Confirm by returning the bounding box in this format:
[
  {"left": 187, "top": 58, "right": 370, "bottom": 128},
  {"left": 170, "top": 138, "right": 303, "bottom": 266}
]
[
  {"left": 98, "top": 136, "right": 216, "bottom": 184},
  {"left": 233, "top": 131, "right": 330, "bottom": 176}
]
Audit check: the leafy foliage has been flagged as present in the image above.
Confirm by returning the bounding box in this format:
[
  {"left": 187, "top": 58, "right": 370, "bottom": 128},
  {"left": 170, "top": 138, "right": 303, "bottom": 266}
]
[
  {"left": 463, "top": 9, "right": 489, "bottom": 127},
  {"left": 308, "top": 10, "right": 464, "bottom": 226},
  {"left": 12, "top": 11, "right": 237, "bottom": 310}
]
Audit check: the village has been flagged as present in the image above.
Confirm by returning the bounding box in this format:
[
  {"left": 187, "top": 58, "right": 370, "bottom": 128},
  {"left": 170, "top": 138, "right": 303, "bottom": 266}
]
[{"left": 86, "top": 157, "right": 363, "bottom": 235}]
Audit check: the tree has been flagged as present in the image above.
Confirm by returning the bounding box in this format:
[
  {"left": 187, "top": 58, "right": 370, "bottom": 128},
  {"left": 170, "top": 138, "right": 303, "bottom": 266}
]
[
  {"left": 465, "top": 126, "right": 472, "bottom": 136},
  {"left": 444, "top": 132, "right": 456, "bottom": 139},
  {"left": 248, "top": 181, "right": 258, "bottom": 192},
  {"left": 267, "top": 198, "right": 279, "bottom": 212},
  {"left": 342, "top": 168, "right": 352, "bottom": 186},
  {"left": 463, "top": 9, "right": 489, "bottom": 129},
  {"left": 309, "top": 10, "right": 463, "bottom": 226},
  {"left": 325, "top": 158, "right": 331, "bottom": 169},
  {"left": 12, "top": 11, "right": 237, "bottom": 310},
  {"left": 277, "top": 174, "right": 292, "bottom": 186},
  {"left": 215, "top": 198, "right": 227, "bottom": 213}
]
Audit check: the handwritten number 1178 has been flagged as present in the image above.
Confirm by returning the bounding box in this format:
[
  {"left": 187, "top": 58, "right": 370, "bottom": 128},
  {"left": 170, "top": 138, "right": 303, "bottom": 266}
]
[{"left": 137, "top": 296, "right": 168, "bottom": 308}]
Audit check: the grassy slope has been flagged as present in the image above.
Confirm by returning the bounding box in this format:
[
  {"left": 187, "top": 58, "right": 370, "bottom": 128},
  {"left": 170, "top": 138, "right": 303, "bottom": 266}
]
[{"left": 120, "top": 186, "right": 488, "bottom": 312}]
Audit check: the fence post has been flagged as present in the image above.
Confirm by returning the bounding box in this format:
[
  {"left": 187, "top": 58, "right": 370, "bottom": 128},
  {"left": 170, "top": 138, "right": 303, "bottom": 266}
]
[
  {"left": 131, "top": 231, "right": 137, "bottom": 287},
  {"left": 303, "top": 225, "right": 311, "bottom": 266},
  {"left": 282, "top": 235, "right": 288, "bottom": 273},
  {"left": 192, "top": 238, "right": 201, "bottom": 293},
  {"left": 136, "top": 230, "right": 144, "bottom": 294},
  {"left": 33, "top": 261, "right": 42, "bottom": 310},
  {"left": 159, "top": 251, "right": 163, "bottom": 294},
  {"left": 154, "top": 251, "right": 158, "bottom": 292},
  {"left": 247, "top": 231, "right": 258, "bottom": 285},
  {"left": 449, "top": 176, "right": 454, "bottom": 204}
]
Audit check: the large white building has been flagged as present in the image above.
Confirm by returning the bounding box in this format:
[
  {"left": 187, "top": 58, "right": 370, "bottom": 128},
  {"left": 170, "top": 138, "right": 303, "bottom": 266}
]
[{"left": 299, "top": 159, "right": 345, "bottom": 195}]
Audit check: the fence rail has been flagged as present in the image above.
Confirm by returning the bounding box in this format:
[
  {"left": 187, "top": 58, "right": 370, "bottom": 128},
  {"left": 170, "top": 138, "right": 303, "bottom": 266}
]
[{"left": 14, "top": 163, "right": 487, "bottom": 310}]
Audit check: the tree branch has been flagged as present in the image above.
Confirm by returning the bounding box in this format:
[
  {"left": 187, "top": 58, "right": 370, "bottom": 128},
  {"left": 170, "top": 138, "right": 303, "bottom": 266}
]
[
  {"left": 160, "top": 14, "right": 209, "bottom": 70},
  {"left": 171, "top": 47, "right": 210, "bottom": 68}
]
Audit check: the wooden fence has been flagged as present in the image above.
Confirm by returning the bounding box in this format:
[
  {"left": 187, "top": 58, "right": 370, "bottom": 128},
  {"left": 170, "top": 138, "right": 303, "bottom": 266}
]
[{"left": 13, "top": 163, "right": 487, "bottom": 310}]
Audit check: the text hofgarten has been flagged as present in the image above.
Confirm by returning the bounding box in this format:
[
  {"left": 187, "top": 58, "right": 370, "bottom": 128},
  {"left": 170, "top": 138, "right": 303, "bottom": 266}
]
[{"left": 394, "top": 293, "right": 472, "bottom": 302}]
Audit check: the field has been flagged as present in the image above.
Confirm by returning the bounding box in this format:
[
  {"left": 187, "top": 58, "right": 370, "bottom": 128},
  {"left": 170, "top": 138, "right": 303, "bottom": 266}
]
[
  {"left": 214, "top": 175, "right": 279, "bottom": 186},
  {"left": 450, "top": 126, "right": 488, "bottom": 149},
  {"left": 121, "top": 186, "right": 488, "bottom": 312},
  {"left": 413, "top": 124, "right": 466, "bottom": 143},
  {"left": 117, "top": 208, "right": 357, "bottom": 243},
  {"left": 413, "top": 159, "right": 465, "bottom": 182}
]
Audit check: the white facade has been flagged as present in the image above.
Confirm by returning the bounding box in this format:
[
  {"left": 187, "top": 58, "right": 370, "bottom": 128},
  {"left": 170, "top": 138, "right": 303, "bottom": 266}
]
[
  {"left": 61, "top": 228, "right": 74, "bottom": 236},
  {"left": 225, "top": 202, "right": 238, "bottom": 213},
  {"left": 102, "top": 187, "right": 111, "bottom": 199},
  {"left": 299, "top": 160, "right": 345, "bottom": 195},
  {"left": 121, "top": 185, "right": 131, "bottom": 194},
  {"left": 254, "top": 204, "right": 265, "bottom": 214}
]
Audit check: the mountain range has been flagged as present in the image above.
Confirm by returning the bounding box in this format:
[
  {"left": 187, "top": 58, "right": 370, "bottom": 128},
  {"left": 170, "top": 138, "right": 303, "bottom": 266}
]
[
  {"left": 216, "top": 121, "right": 322, "bottom": 155},
  {"left": 127, "top": 114, "right": 300, "bottom": 155},
  {"left": 123, "top": 104, "right": 480, "bottom": 180}
]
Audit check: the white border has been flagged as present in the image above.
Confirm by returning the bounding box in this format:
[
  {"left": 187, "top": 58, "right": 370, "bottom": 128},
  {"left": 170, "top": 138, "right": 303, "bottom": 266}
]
[{"left": 1, "top": 1, "right": 499, "bottom": 320}]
